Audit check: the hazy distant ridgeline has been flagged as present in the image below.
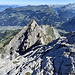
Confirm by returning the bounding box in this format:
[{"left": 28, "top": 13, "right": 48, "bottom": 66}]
[
  {"left": 0, "top": 4, "right": 75, "bottom": 32},
  {"left": 0, "top": 5, "right": 20, "bottom": 12},
  {"left": 0, "top": 5, "right": 60, "bottom": 26}
]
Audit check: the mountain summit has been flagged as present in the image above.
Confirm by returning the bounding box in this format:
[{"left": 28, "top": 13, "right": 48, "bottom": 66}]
[{"left": 4, "top": 20, "right": 60, "bottom": 59}]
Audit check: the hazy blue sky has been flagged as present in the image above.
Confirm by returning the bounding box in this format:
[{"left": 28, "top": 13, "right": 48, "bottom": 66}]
[{"left": 0, "top": 0, "right": 75, "bottom": 5}]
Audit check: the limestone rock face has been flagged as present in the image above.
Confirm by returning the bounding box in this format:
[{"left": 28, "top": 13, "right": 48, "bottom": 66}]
[
  {"left": 0, "top": 31, "right": 75, "bottom": 75},
  {"left": 1, "top": 20, "right": 74, "bottom": 75},
  {"left": 4, "top": 20, "right": 60, "bottom": 59}
]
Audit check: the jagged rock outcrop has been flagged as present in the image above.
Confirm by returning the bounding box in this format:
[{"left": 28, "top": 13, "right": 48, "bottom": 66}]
[
  {"left": 0, "top": 31, "right": 75, "bottom": 75},
  {"left": 0, "top": 20, "right": 75, "bottom": 75},
  {"left": 3, "top": 20, "right": 60, "bottom": 59}
]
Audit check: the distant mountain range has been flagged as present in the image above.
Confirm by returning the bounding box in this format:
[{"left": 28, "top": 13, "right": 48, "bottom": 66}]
[
  {"left": 0, "top": 5, "right": 60, "bottom": 26},
  {"left": 0, "top": 3, "right": 75, "bottom": 32},
  {"left": 0, "top": 5, "right": 20, "bottom": 12}
]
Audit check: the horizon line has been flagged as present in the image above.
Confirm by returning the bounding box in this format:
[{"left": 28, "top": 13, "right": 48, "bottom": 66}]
[{"left": 0, "top": 2, "right": 75, "bottom": 6}]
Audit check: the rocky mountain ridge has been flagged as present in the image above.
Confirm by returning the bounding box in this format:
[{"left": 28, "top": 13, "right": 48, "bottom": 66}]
[
  {"left": 0, "top": 20, "right": 75, "bottom": 75},
  {"left": 3, "top": 20, "right": 60, "bottom": 59}
]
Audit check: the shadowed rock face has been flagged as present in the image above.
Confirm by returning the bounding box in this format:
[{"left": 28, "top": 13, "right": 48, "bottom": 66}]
[
  {"left": 3, "top": 20, "right": 60, "bottom": 59},
  {"left": 64, "top": 31, "right": 75, "bottom": 44}
]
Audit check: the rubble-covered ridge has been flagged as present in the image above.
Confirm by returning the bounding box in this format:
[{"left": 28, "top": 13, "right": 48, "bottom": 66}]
[{"left": 0, "top": 21, "right": 75, "bottom": 75}]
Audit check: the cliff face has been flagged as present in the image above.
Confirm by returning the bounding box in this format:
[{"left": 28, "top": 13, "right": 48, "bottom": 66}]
[{"left": 3, "top": 20, "right": 60, "bottom": 59}]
